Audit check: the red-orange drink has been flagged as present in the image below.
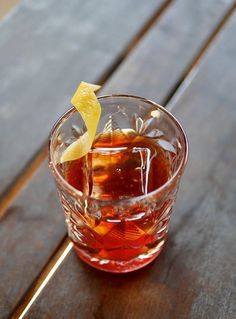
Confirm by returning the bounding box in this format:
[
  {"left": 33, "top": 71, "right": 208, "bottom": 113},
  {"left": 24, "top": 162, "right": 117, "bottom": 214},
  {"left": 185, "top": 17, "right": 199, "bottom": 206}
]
[
  {"left": 62, "top": 129, "right": 172, "bottom": 272},
  {"left": 49, "top": 95, "right": 188, "bottom": 273}
]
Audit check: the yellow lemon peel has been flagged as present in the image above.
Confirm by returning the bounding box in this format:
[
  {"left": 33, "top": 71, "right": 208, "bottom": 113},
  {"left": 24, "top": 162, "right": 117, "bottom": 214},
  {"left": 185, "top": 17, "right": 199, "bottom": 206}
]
[{"left": 60, "top": 81, "right": 101, "bottom": 163}]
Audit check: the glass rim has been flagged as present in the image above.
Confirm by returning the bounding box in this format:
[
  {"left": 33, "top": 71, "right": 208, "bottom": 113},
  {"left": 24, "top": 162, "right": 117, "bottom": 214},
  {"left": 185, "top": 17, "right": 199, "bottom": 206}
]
[{"left": 48, "top": 94, "right": 188, "bottom": 204}]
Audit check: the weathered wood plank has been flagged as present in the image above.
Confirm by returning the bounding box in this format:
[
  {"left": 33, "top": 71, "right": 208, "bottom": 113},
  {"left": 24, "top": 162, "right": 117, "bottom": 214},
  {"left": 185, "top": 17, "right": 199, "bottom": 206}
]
[
  {"left": 0, "top": 0, "right": 165, "bottom": 197},
  {"left": 1, "top": 0, "right": 235, "bottom": 317},
  {"left": 0, "top": 163, "right": 65, "bottom": 318},
  {"left": 25, "top": 7, "right": 236, "bottom": 319},
  {"left": 103, "top": 0, "right": 234, "bottom": 101},
  {"left": 0, "top": 1, "right": 169, "bottom": 316}
]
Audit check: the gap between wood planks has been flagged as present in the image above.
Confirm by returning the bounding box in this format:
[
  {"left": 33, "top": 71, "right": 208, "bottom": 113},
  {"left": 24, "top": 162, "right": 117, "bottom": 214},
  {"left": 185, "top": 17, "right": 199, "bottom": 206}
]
[
  {"left": 11, "top": 237, "right": 72, "bottom": 319},
  {"left": 10, "top": 2, "right": 236, "bottom": 318},
  {"left": 0, "top": 146, "right": 47, "bottom": 219},
  {"left": 0, "top": 0, "right": 173, "bottom": 220},
  {"left": 0, "top": 0, "right": 20, "bottom": 20},
  {"left": 164, "top": 1, "right": 236, "bottom": 110}
]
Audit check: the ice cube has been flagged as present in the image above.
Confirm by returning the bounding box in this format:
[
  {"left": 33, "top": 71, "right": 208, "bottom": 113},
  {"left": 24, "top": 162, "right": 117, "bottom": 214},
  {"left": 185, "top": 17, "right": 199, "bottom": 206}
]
[{"left": 82, "top": 146, "right": 152, "bottom": 200}]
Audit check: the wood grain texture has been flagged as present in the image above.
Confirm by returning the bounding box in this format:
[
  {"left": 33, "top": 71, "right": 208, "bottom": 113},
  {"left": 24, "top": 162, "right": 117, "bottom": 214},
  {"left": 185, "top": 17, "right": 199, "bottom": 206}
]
[
  {"left": 0, "top": 1, "right": 167, "bottom": 317},
  {"left": 0, "top": 162, "right": 65, "bottom": 318},
  {"left": 25, "top": 8, "right": 236, "bottom": 319},
  {"left": 103, "top": 0, "right": 234, "bottom": 101},
  {"left": 1, "top": 0, "right": 235, "bottom": 318},
  {"left": 0, "top": 0, "right": 164, "bottom": 197}
]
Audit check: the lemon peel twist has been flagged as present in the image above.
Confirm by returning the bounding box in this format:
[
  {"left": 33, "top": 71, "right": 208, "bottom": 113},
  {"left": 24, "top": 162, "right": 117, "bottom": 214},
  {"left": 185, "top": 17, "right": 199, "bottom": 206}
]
[{"left": 60, "top": 82, "right": 101, "bottom": 163}]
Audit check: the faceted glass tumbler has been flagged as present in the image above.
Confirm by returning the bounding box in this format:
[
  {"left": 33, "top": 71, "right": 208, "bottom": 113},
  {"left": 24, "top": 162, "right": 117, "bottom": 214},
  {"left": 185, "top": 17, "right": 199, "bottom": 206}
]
[{"left": 48, "top": 95, "right": 188, "bottom": 273}]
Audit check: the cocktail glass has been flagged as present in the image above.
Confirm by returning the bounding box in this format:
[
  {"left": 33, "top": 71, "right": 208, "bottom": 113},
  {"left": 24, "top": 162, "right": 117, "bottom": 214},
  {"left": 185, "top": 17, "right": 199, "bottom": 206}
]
[{"left": 48, "top": 95, "right": 188, "bottom": 273}]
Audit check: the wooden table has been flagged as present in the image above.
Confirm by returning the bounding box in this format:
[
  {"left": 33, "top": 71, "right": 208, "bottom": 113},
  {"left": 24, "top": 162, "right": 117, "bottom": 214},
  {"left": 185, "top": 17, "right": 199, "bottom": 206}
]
[{"left": 1, "top": 1, "right": 236, "bottom": 318}]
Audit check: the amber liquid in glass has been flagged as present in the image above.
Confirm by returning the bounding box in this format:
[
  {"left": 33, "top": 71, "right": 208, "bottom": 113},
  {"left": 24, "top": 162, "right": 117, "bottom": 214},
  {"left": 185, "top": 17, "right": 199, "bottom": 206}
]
[{"left": 63, "top": 130, "right": 172, "bottom": 272}]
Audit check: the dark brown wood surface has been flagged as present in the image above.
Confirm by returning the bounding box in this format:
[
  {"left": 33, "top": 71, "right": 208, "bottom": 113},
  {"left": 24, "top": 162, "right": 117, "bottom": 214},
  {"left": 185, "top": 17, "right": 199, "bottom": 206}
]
[
  {"left": 0, "top": 0, "right": 166, "bottom": 197},
  {"left": 25, "top": 6, "right": 236, "bottom": 319},
  {"left": 0, "top": 0, "right": 235, "bottom": 318},
  {"left": 103, "top": 0, "right": 235, "bottom": 102},
  {"left": 1, "top": 1, "right": 234, "bottom": 318}
]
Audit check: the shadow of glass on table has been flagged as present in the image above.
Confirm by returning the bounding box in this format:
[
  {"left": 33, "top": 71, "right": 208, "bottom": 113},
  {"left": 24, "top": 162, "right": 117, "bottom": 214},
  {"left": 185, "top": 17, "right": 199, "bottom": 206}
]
[{"left": 26, "top": 235, "right": 198, "bottom": 319}]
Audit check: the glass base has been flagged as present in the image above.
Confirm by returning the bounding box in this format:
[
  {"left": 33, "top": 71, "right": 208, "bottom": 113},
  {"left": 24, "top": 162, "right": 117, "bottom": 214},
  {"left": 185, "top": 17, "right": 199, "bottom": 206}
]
[{"left": 73, "top": 240, "right": 166, "bottom": 273}]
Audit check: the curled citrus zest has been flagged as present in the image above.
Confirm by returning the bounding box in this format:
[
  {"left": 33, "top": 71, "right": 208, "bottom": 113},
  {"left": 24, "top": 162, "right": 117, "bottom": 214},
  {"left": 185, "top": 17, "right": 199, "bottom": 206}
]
[{"left": 61, "top": 81, "right": 101, "bottom": 163}]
